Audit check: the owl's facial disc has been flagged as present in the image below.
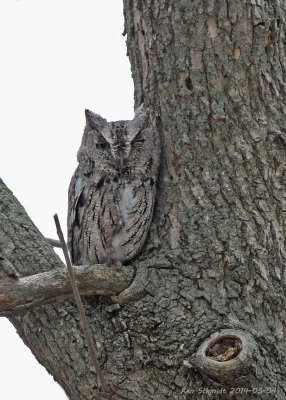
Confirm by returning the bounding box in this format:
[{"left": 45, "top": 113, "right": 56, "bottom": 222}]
[{"left": 111, "top": 142, "right": 131, "bottom": 169}]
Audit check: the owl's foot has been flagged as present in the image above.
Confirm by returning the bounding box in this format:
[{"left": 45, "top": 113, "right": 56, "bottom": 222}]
[{"left": 105, "top": 258, "right": 122, "bottom": 268}]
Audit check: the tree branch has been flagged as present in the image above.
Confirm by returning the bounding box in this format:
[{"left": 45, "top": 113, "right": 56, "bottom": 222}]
[
  {"left": 46, "top": 237, "right": 62, "bottom": 248},
  {"left": 0, "top": 264, "right": 134, "bottom": 316},
  {"left": 0, "top": 178, "right": 136, "bottom": 318}
]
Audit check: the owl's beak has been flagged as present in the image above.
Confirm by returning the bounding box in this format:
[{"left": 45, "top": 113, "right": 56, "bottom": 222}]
[
  {"left": 117, "top": 144, "right": 131, "bottom": 169},
  {"left": 120, "top": 156, "right": 129, "bottom": 169}
]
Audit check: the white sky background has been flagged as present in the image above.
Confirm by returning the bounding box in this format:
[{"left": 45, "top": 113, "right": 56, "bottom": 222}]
[{"left": 0, "top": 0, "right": 133, "bottom": 398}]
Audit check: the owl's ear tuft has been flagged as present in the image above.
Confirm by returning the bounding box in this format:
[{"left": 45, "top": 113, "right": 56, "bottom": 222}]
[
  {"left": 85, "top": 109, "right": 107, "bottom": 130},
  {"left": 127, "top": 104, "right": 149, "bottom": 140},
  {"left": 134, "top": 104, "right": 149, "bottom": 122}
]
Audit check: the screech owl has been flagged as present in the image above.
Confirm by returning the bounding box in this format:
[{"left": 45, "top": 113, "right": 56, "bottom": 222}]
[{"left": 67, "top": 105, "right": 160, "bottom": 266}]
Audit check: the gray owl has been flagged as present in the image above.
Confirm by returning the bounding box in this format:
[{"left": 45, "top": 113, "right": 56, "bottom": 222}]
[{"left": 67, "top": 105, "right": 160, "bottom": 266}]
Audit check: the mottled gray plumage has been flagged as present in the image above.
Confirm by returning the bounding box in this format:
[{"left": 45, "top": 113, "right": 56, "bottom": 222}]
[{"left": 67, "top": 105, "right": 160, "bottom": 265}]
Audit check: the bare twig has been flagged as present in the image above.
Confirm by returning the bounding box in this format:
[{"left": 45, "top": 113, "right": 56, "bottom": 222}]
[{"left": 54, "top": 214, "right": 110, "bottom": 394}]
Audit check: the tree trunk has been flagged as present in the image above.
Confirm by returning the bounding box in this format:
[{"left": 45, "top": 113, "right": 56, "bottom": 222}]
[{"left": 1, "top": 0, "right": 286, "bottom": 399}]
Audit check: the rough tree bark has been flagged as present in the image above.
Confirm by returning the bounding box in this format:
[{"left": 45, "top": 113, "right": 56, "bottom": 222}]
[{"left": 1, "top": 1, "right": 286, "bottom": 399}]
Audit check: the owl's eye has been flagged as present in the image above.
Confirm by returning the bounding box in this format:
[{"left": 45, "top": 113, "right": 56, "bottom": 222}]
[
  {"left": 133, "top": 138, "right": 145, "bottom": 143},
  {"left": 96, "top": 142, "right": 108, "bottom": 149}
]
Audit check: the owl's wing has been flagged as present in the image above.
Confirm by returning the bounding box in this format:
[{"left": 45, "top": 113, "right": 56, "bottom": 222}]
[{"left": 67, "top": 167, "right": 87, "bottom": 265}]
